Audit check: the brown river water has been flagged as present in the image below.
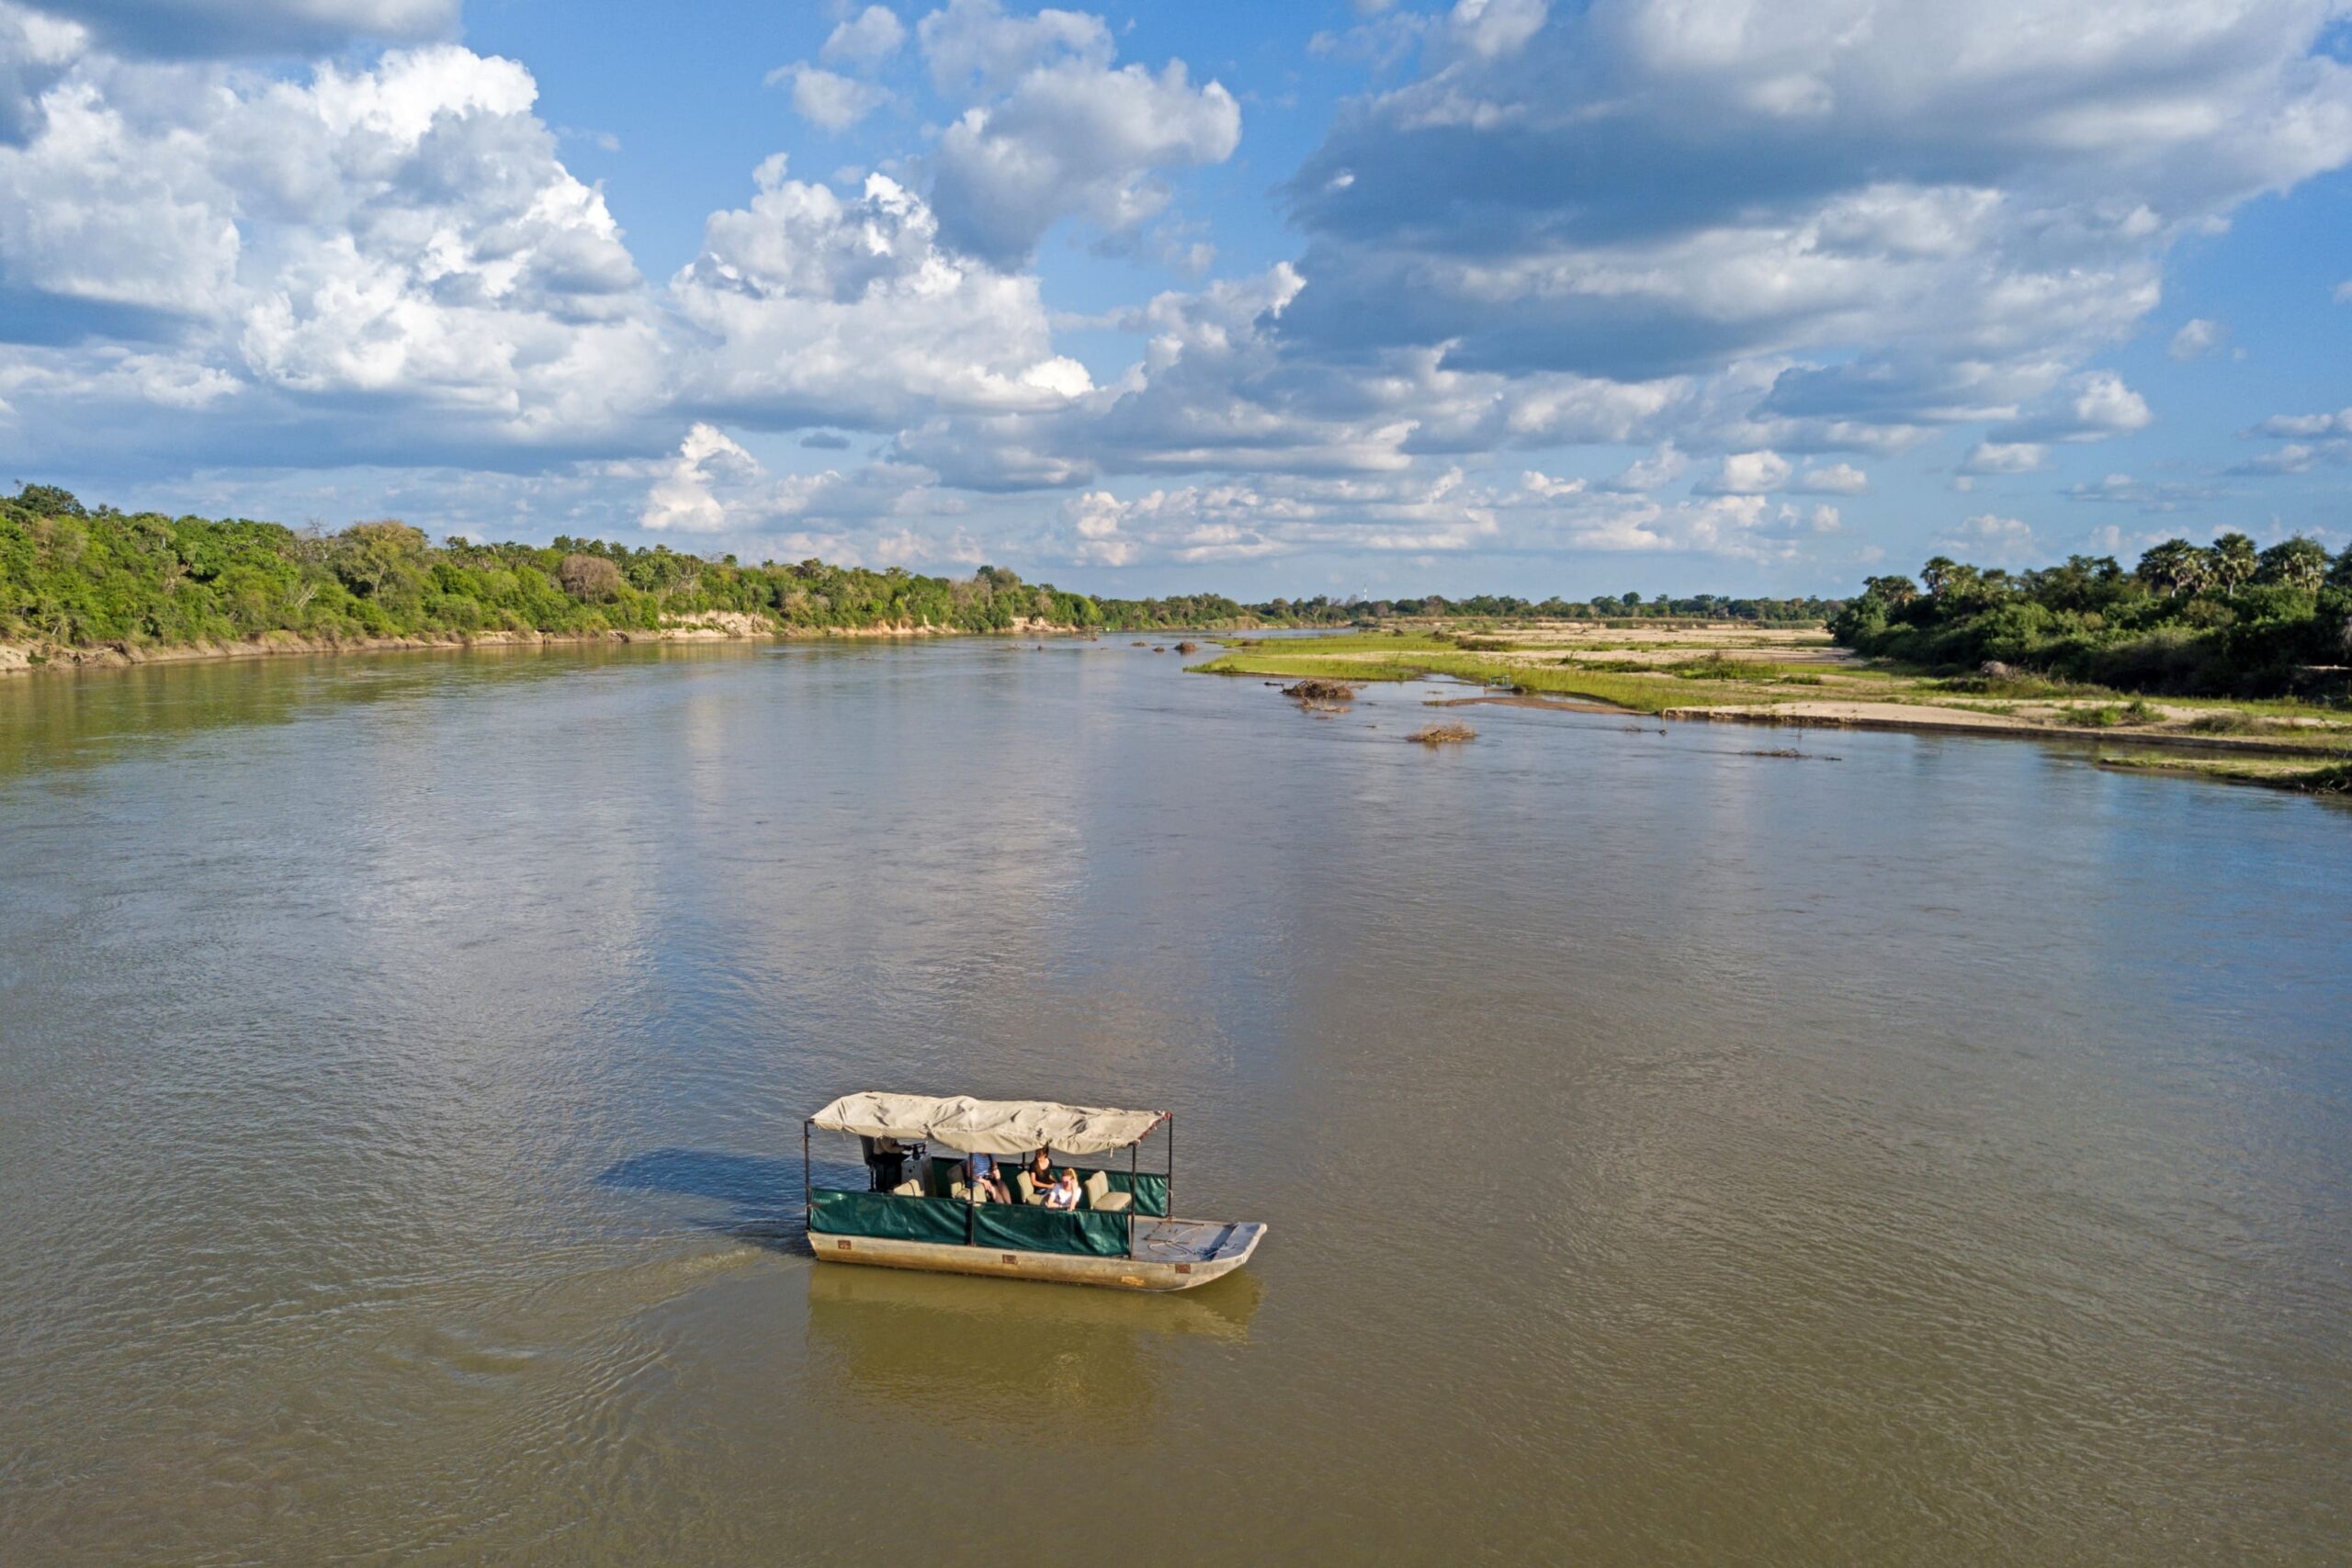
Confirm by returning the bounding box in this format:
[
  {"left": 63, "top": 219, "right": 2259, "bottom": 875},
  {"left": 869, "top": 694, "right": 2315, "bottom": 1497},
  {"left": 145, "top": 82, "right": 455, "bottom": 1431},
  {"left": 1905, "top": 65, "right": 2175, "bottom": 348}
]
[{"left": 0, "top": 639, "right": 2346, "bottom": 1564}]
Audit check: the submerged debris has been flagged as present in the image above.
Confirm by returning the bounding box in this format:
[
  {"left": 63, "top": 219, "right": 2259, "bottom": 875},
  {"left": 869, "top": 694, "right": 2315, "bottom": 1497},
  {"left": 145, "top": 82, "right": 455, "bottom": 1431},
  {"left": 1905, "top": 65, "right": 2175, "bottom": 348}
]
[
  {"left": 1175, "top": 640, "right": 1200, "bottom": 654},
  {"left": 1408, "top": 721, "right": 1477, "bottom": 747},
  {"left": 1744, "top": 748, "right": 1840, "bottom": 761},
  {"left": 1282, "top": 677, "right": 1361, "bottom": 711}
]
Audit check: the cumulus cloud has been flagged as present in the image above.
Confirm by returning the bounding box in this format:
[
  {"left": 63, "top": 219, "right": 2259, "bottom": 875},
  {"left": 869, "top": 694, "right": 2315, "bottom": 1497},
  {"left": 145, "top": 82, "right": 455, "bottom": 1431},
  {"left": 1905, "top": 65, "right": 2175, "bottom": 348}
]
[
  {"left": 669, "top": 158, "right": 1092, "bottom": 430},
  {"left": 1934, "top": 512, "right": 2040, "bottom": 565},
  {"left": 0, "top": 40, "right": 662, "bottom": 472},
  {"left": 1277, "top": 0, "right": 2352, "bottom": 461},
  {"left": 2167, "top": 318, "right": 2225, "bottom": 360},
  {"left": 1986, "top": 370, "right": 2153, "bottom": 444},
  {"left": 1960, "top": 441, "right": 2051, "bottom": 475},
  {"left": 17, "top": 0, "right": 456, "bottom": 58},
  {"left": 2059, "top": 472, "right": 2215, "bottom": 512},
  {"left": 917, "top": 0, "right": 1110, "bottom": 98},
  {"left": 0, "top": 5, "right": 84, "bottom": 144},
  {"left": 927, "top": 51, "right": 1239, "bottom": 266},
  {"left": 823, "top": 6, "right": 907, "bottom": 66},
  {"left": 1694, "top": 449, "right": 1792, "bottom": 494},
  {"left": 1448, "top": 0, "right": 1547, "bottom": 61},
  {"left": 770, "top": 62, "right": 891, "bottom": 130},
  {"left": 637, "top": 420, "right": 945, "bottom": 548},
  {"left": 1792, "top": 461, "right": 1868, "bottom": 495},
  {"left": 1600, "top": 441, "right": 1686, "bottom": 492}
]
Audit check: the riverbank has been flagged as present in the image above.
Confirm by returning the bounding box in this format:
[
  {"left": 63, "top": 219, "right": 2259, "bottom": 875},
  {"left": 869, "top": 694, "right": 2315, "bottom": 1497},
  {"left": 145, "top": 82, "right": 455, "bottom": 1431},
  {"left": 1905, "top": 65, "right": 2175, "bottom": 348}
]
[
  {"left": 0, "top": 614, "right": 1080, "bottom": 677},
  {"left": 1191, "top": 621, "right": 2352, "bottom": 794}
]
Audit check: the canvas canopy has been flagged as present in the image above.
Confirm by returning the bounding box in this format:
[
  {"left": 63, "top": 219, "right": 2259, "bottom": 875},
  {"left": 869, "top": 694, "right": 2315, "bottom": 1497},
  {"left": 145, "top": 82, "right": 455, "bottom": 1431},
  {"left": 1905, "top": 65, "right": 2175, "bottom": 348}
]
[{"left": 809, "top": 1091, "right": 1166, "bottom": 1157}]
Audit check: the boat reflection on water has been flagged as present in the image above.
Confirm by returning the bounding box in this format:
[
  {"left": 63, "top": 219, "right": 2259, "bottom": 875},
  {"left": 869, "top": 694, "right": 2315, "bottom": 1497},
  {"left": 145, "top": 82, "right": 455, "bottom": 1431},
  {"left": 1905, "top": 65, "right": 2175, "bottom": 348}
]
[{"left": 803, "top": 1260, "right": 1261, "bottom": 1428}]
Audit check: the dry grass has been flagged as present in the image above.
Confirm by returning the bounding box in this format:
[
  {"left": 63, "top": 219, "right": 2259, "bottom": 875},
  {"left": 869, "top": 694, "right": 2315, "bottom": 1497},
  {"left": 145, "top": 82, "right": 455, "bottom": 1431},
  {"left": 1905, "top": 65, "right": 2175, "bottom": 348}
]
[{"left": 1283, "top": 677, "right": 1361, "bottom": 710}]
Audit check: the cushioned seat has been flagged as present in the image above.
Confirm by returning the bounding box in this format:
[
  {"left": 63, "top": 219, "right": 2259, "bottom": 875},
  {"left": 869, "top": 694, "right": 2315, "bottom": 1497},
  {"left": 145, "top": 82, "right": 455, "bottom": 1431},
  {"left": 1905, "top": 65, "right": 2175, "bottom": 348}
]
[
  {"left": 1083, "top": 1172, "right": 1131, "bottom": 1213},
  {"left": 1015, "top": 1171, "right": 1043, "bottom": 1205},
  {"left": 889, "top": 1177, "right": 925, "bottom": 1198},
  {"left": 950, "top": 1179, "right": 994, "bottom": 1203}
]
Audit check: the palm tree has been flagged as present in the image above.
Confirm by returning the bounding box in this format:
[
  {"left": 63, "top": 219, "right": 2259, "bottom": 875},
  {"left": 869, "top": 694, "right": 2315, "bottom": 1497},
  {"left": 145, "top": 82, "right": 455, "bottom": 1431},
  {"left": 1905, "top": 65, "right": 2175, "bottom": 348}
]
[
  {"left": 2210, "top": 532, "right": 2258, "bottom": 600},
  {"left": 2256, "top": 536, "right": 2330, "bottom": 592},
  {"left": 2135, "top": 539, "right": 2209, "bottom": 598}
]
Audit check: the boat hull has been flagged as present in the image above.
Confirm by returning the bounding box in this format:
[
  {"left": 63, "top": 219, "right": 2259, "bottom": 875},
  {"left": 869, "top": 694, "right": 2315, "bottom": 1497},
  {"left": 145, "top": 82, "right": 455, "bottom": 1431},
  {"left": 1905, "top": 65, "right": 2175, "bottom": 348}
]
[{"left": 811, "top": 1217, "right": 1265, "bottom": 1292}]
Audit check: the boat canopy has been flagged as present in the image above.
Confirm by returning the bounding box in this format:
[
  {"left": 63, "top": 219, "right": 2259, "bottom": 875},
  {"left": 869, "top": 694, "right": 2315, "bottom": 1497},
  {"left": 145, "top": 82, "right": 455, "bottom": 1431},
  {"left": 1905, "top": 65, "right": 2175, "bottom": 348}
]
[{"left": 809, "top": 1091, "right": 1167, "bottom": 1156}]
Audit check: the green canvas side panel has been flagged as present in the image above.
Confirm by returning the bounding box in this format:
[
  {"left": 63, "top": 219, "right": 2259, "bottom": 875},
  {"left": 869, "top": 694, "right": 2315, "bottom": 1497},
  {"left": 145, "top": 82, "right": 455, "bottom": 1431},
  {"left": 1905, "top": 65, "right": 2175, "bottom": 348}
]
[
  {"left": 970, "top": 1202, "right": 1131, "bottom": 1258},
  {"left": 1102, "top": 1170, "right": 1169, "bottom": 1217},
  {"left": 809, "top": 1188, "right": 969, "bottom": 1246}
]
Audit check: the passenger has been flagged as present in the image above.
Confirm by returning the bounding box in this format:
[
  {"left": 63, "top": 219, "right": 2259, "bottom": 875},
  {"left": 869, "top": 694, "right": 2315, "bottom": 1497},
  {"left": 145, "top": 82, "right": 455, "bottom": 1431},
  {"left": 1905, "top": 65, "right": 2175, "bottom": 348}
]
[
  {"left": 862, "top": 1135, "right": 905, "bottom": 1191},
  {"left": 1023, "top": 1148, "right": 1055, "bottom": 1200},
  {"left": 1042, "top": 1168, "right": 1081, "bottom": 1211},
  {"left": 965, "top": 1153, "right": 1012, "bottom": 1204}
]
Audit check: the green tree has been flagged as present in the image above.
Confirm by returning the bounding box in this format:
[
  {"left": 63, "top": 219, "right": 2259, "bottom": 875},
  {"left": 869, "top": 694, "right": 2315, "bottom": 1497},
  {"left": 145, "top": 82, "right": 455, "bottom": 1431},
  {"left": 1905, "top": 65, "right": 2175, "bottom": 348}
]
[
  {"left": 2256, "top": 536, "right": 2330, "bottom": 592},
  {"left": 2135, "top": 539, "right": 2209, "bottom": 598},
  {"left": 2209, "top": 532, "right": 2258, "bottom": 600}
]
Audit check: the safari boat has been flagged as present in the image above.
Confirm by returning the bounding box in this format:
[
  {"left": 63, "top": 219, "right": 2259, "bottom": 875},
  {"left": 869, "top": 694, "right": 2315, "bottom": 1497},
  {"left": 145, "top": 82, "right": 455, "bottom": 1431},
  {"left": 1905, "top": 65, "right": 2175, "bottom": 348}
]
[{"left": 803, "top": 1091, "right": 1265, "bottom": 1292}]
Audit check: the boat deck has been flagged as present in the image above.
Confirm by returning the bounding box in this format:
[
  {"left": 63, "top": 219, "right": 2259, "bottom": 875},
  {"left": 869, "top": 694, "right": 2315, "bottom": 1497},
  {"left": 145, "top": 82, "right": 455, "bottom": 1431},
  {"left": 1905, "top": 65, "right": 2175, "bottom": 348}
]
[{"left": 1131, "top": 1217, "right": 1260, "bottom": 1266}]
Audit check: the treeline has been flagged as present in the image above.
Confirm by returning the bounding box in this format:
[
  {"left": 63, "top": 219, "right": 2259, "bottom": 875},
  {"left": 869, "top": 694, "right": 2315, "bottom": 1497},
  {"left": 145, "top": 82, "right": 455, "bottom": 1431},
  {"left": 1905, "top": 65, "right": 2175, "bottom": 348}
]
[
  {"left": 1831, "top": 532, "right": 2352, "bottom": 695},
  {"left": 0, "top": 487, "right": 1102, "bottom": 648},
  {"left": 1099, "top": 590, "right": 1841, "bottom": 628}
]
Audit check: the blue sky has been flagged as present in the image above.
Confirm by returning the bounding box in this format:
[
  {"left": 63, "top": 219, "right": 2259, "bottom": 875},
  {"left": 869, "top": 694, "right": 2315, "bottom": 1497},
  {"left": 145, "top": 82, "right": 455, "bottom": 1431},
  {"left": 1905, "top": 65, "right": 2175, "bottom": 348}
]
[{"left": 2, "top": 0, "right": 2348, "bottom": 598}]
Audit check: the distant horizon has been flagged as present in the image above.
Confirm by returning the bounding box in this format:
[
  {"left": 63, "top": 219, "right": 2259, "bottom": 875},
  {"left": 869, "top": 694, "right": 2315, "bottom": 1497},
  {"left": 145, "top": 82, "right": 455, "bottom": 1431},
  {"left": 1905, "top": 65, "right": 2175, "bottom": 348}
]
[{"left": 4, "top": 1, "right": 2349, "bottom": 599}]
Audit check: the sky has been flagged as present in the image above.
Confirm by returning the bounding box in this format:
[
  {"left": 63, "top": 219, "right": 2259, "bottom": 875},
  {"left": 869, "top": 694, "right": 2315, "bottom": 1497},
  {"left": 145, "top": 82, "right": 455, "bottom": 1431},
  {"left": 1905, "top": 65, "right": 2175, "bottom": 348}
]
[{"left": 1, "top": 0, "right": 2349, "bottom": 599}]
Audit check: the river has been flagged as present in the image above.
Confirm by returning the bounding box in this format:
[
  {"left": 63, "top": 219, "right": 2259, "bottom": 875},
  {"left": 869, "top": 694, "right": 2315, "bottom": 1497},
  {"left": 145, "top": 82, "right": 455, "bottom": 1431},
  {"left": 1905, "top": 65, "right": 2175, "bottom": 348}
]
[{"left": 1, "top": 639, "right": 2346, "bottom": 1563}]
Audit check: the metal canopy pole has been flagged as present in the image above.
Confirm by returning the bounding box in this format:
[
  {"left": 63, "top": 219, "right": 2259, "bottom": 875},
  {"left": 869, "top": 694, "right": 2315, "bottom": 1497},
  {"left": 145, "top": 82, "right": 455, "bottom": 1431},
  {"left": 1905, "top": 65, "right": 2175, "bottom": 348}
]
[{"left": 801, "top": 1119, "right": 812, "bottom": 1235}]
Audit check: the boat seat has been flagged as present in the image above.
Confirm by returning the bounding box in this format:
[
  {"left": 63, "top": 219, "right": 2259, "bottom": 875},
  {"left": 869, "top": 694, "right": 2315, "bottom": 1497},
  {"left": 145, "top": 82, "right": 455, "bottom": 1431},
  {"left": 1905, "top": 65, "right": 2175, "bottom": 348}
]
[
  {"left": 1015, "top": 1171, "right": 1043, "bottom": 1205},
  {"left": 950, "top": 1179, "right": 993, "bottom": 1203},
  {"left": 889, "top": 1178, "right": 925, "bottom": 1198},
  {"left": 1084, "top": 1172, "right": 1131, "bottom": 1213}
]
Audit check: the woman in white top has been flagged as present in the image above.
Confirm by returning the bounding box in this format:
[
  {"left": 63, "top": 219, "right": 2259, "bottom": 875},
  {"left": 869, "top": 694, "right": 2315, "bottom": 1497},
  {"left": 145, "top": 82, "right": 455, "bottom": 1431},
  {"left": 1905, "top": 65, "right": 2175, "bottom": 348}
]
[{"left": 1042, "top": 1168, "right": 1081, "bottom": 1211}]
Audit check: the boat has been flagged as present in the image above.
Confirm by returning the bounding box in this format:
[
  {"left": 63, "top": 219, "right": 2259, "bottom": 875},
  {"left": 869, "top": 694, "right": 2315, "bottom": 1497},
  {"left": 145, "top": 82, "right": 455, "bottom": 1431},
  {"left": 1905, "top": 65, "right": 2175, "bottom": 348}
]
[{"left": 802, "top": 1091, "right": 1266, "bottom": 1292}]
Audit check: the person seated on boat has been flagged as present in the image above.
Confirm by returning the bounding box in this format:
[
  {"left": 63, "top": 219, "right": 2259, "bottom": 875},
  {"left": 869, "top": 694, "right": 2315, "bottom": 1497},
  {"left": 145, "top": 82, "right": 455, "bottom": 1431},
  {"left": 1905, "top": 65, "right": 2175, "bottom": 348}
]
[
  {"left": 861, "top": 1135, "right": 905, "bottom": 1192},
  {"left": 1018, "top": 1148, "right": 1056, "bottom": 1203},
  {"left": 963, "top": 1154, "right": 1013, "bottom": 1205},
  {"left": 1042, "top": 1168, "right": 1081, "bottom": 1211}
]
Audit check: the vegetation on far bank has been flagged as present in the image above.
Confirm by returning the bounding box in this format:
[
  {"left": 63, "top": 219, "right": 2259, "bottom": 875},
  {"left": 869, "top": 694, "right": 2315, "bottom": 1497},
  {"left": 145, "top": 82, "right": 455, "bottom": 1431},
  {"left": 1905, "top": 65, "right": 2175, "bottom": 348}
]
[
  {"left": 1830, "top": 532, "right": 2352, "bottom": 698},
  {"left": 0, "top": 487, "right": 1107, "bottom": 649},
  {"left": 1, "top": 485, "right": 1848, "bottom": 658}
]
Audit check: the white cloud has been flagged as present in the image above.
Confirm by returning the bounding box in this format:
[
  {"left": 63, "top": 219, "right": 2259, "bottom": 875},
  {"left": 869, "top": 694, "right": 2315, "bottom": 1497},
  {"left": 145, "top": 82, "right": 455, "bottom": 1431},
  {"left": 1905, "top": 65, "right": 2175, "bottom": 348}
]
[
  {"left": 929, "top": 54, "right": 1239, "bottom": 266},
  {"left": 1792, "top": 461, "right": 1868, "bottom": 495},
  {"left": 1518, "top": 468, "right": 1585, "bottom": 500},
  {"left": 1279, "top": 0, "right": 2352, "bottom": 461},
  {"left": 1600, "top": 442, "right": 1687, "bottom": 492},
  {"left": 2167, "top": 318, "right": 2225, "bottom": 360},
  {"left": 1959, "top": 441, "right": 2050, "bottom": 475},
  {"left": 1989, "top": 370, "right": 2153, "bottom": 444},
  {"left": 19, "top": 0, "right": 455, "bottom": 58},
  {"left": 1694, "top": 449, "right": 1792, "bottom": 494},
  {"left": 917, "top": 0, "right": 1111, "bottom": 99},
  {"left": 1449, "top": 0, "right": 1546, "bottom": 61},
  {"left": 669, "top": 160, "right": 1092, "bottom": 429},
  {"left": 771, "top": 62, "right": 890, "bottom": 130},
  {"left": 1934, "top": 512, "right": 2040, "bottom": 565},
  {"left": 0, "top": 41, "right": 663, "bottom": 464},
  {"left": 2334, "top": 280, "right": 2352, "bottom": 305},
  {"left": 642, "top": 422, "right": 762, "bottom": 532},
  {"left": 823, "top": 6, "right": 907, "bottom": 65}
]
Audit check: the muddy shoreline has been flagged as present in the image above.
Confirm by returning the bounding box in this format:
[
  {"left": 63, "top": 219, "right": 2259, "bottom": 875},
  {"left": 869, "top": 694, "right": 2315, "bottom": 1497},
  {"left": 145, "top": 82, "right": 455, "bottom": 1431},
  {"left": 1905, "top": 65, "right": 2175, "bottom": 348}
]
[{"left": 0, "top": 616, "right": 1080, "bottom": 677}]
